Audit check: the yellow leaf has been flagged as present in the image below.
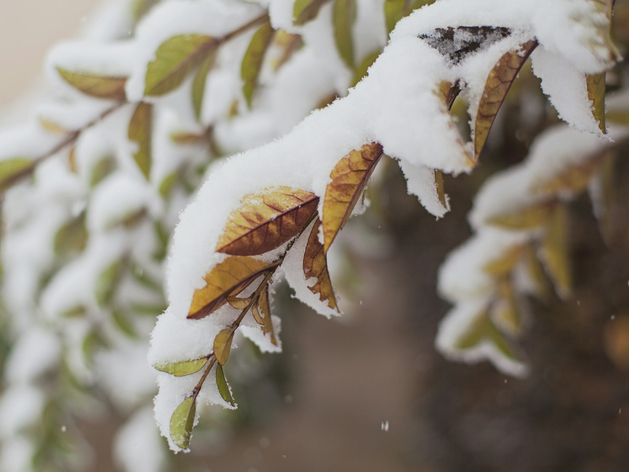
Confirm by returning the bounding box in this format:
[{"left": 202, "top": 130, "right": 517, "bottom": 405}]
[
  {"left": 227, "top": 297, "right": 251, "bottom": 310},
  {"left": 154, "top": 357, "right": 208, "bottom": 376},
  {"left": 350, "top": 49, "right": 381, "bottom": 88},
  {"left": 170, "top": 396, "right": 196, "bottom": 449},
  {"left": 191, "top": 49, "right": 217, "bottom": 122},
  {"left": 39, "top": 117, "right": 66, "bottom": 134},
  {"left": 214, "top": 328, "right": 234, "bottom": 365},
  {"left": 188, "top": 256, "right": 277, "bottom": 319},
  {"left": 587, "top": 73, "right": 606, "bottom": 133},
  {"left": 487, "top": 202, "right": 555, "bottom": 230},
  {"left": 473, "top": 40, "right": 537, "bottom": 161},
  {"left": 242, "top": 20, "right": 275, "bottom": 108},
  {"left": 144, "top": 35, "right": 218, "bottom": 96},
  {"left": 128, "top": 102, "right": 152, "bottom": 179},
  {"left": 56, "top": 68, "right": 127, "bottom": 101},
  {"left": 293, "top": 0, "right": 331, "bottom": 26},
  {"left": 540, "top": 203, "right": 572, "bottom": 298},
  {"left": 322, "top": 142, "right": 384, "bottom": 252},
  {"left": 216, "top": 364, "right": 235, "bottom": 405},
  {"left": 333, "top": 0, "right": 356, "bottom": 68},
  {"left": 0, "top": 158, "right": 34, "bottom": 192},
  {"left": 216, "top": 186, "right": 319, "bottom": 256},
  {"left": 258, "top": 286, "right": 277, "bottom": 345},
  {"left": 170, "top": 131, "right": 208, "bottom": 145},
  {"left": 303, "top": 218, "right": 338, "bottom": 311},
  {"left": 483, "top": 244, "right": 526, "bottom": 277}
]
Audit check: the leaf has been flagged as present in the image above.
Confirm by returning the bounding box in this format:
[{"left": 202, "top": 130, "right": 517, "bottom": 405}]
[
  {"left": 214, "top": 328, "right": 234, "bottom": 365},
  {"left": 90, "top": 156, "right": 116, "bottom": 187},
  {"left": 384, "top": 0, "right": 409, "bottom": 35},
  {"left": 39, "top": 117, "right": 66, "bottom": 134},
  {"left": 242, "top": 20, "right": 275, "bottom": 108},
  {"left": 56, "top": 68, "right": 127, "bottom": 101},
  {"left": 293, "top": 0, "right": 331, "bottom": 26},
  {"left": 144, "top": 35, "right": 218, "bottom": 96},
  {"left": 251, "top": 301, "right": 265, "bottom": 326},
  {"left": 54, "top": 213, "right": 88, "bottom": 257},
  {"left": 155, "top": 357, "right": 208, "bottom": 376},
  {"left": 191, "top": 50, "right": 217, "bottom": 122},
  {"left": 96, "top": 260, "right": 124, "bottom": 307},
  {"left": 587, "top": 73, "right": 606, "bottom": 133},
  {"left": 227, "top": 297, "right": 251, "bottom": 309},
  {"left": 258, "top": 286, "right": 277, "bottom": 345},
  {"left": 0, "top": 158, "right": 34, "bottom": 191},
  {"left": 188, "top": 256, "right": 277, "bottom": 320},
  {"left": 473, "top": 40, "right": 537, "bottom": 161},
  {"left": 524, "top": 244, "right": 551, "bottom": 302},
  {"left": 491, "top": 278, "right": 522, "bottom": 336},
  {"left": 170, "top": 396, "right": 196, "bottom": 450},
  {"left": 434, "top": 169, "right": 447, "bottom": 209},
  {"left": 216, "top": 186, "right": 319, "bottom": 256},
  {"left": 303, "top": 219, "right": 338, "bottom": 311},
  {"left": 272, "top": 31, "right": 304, "bottom": 71},
  {"left": 216, "top": 365, "right": 235, "bottom": 406},
  {"left": 68, "top": 147, "right": 77, "bottom": 173},
  {"left": 436, "top": 81, "right": 461, "bottom": 110},
  {"left": 532, "top": 157, "right": 600, "bottom": 195},
  {"left": 540, "top": 203, "right": 572, "bottom": 298},
  {"left": 322, "top": 142, "right": 384, "bottom": 252},
  {"left": 455, "top": 310, "right": 521, "bottom": 362},
  {"left": 350, "top": 49, "right": 381, "bottom": 88},
  {"left": 483, "top": 245, "right": 525, "bottom": 277},
  {"left": 128, "top": 102, "right": 152, "bottom": 179},
  {"left": 131, "top": 0, "right": 159, "bottom": 23},
  {"left": 333, "top": 0, "right": 356, "bottom": 69},
  {"left": 487, "top": 202, "right": 555, "bottom": 230},
  {"left": 111, "top": 310, "right": 138, "bottom": 338}
]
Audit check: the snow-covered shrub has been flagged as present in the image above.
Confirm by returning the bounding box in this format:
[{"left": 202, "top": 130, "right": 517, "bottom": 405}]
[{"left": 0, "top": 0, "right": 625, "bottom": 469}]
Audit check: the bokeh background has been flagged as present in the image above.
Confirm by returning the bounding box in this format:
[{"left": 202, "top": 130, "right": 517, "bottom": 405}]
[{"left": 2, "top": 2, "right": 629, "bottom": 472}]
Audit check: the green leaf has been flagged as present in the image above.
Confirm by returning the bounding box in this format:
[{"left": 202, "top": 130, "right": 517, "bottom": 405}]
[
  {"left": 54, "top": 213, "right": 88, "bottom": 257},
  {"left": 159, "top": 172, "right": 178, "bottom": 199},
  {"left": 131, "top": 0, "right": 159, "bottom": 23},
  {"left": 170, "top": 396, "right": 196, "bottom": 450},
  {"left": 0, "top": 158, "right": 34, "bottom": 192},
  {"left": 293, "top": 0, "right": 331, "bottom": 26},
  {"left": 128, "top": 102, "right": 153, "bottom": 179},
  {"left": 96, "top": 260, "right": 124, "bottom": 307},
  {"left": 333, "top": 0, "right": 356, "bottom": 69},
  {"left": 213, "top": 328, "right": 234, "bottom": 365},
  {"left": 350, "top": 49, "right": 381, "bottom": 88},
  {"left": 455, "top": 311, "right": 521, "bottom": 363},
  {"left": 155, "top": 357, "right": 209, "bottom": 376},
  {"left": 90, "top": 156, "right": 116, "bottom": 187},
  {"left": 56, "top": 68, "right": 127, "bottom": 101},
  {"left": 384, "top": 0, "right": 408, "bottom": 35},
  {"left": 242, "top": 20, "right": 275, "bottom": 108},
  {"left": 82, "top": 330, "right": 108, "bottom": 368},
  {"left": 216, "top": 364, "right": 235, "bottom": 406},
  {"left": 144, "top": 35, "right": 218, "bottom": 96},
  {"left": 111, "top": 310, "right": 138, "bottom": 338},
  {"left": 192, "top": 50, "right": 217, "bottom": 122}
]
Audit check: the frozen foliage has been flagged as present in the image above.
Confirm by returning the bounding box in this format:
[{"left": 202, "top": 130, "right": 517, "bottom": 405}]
[{"left": 0, "top": 0, "right": 622, "bottom": 466}]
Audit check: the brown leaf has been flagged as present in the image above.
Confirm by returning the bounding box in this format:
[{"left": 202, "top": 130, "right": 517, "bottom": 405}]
[
  {"left": 473, "top": 40, "right": 537, "bottom": 161},
  {"left": 483, "top": 244, "right": 526, "bottom": 278},
  {"left": 214, "top": 328, "right": 234, "bottom": 365},
  {"left": 216, "top": 186, "right": 319, "bottom": 256},
  {"left": 531, "top": 157, "right": 600, "bottom": 195},
  {"left": 436, "top": 81, "right": 460, "bottom": 111},
  {"left": 303, "top": 219, "right": 338, "bottom": 311},
  {"left": 487, "top": 202, "right": 555, "bottom": 230},
  {"left": 587, "top": 73, "right": 606, "bottom": 133},
  {"left": 322, "top": 143, "right": 384, "bottom": 252},
  {"left": 188, "top": 256, "right": 278, "bottom": 320},
  {"left": 258, "top": 286, "right": 277, "bottom": 345},
  {"left": 491, "top": 278, "right": 522, "bottom": 336}
]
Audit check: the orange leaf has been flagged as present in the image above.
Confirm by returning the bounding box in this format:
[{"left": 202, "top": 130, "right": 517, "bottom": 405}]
[
  {"left": 322, "top": 142, "right": 384, "bottom": 252},
  {"left": 188, "top": 256, "right": 277, "bottom": 320},
  {"left": 473, "top": 40, "right": 537, "bottom": 161},
  {"left": 303, "top": 219, "right": 338, "bottom": 311},
  {"left": 216, "top": 186, "right": 319, "bottom": 256}
]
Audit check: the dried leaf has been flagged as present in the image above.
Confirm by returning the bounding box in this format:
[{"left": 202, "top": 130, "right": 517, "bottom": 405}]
[
  {"left": 216, "top": 187, "right": 319, "bottom": 256},
  {"left": 258, "top": 286, "right": 277, "bottom": 345},
  {"left": 434, "top": 169, "right": 447, "bottom": 209},
  {"left": 170, "top": 396, "right": 196, "bottom": 450},
  {"left": 227, "top": 297, "right": 251, "bottom": 309},
  {"left": 350, "top": 49, "right": 381, "bottom": 88},
  {"left": 214, "top": 328, "right": 234, "bottom": 365},
  {"left": 587, "top": 73, "right": 606, "bottom": 133},
  {"left": 524, "top": 244, "right": 551, "bottom": 302},
  {"left": 56, "top": 68, "right": 127, "bottom": 101},
  {"left": 384, "top": 0, "right": 409, "bottom": 35},
  {"left": 0, "top": 158, "right": 34, "bottom": 191},
  {"left": 303, "top": 219, "right": 338, "bottom": 311},
  {"left": 154, "top": 357, "right": 208, "bottom": 377},
  {"left": 216, "top": 364, "right": 235, "bottom": 406},
  {"left": 540, "top": 203, "right": 572, "bottom": 298},
  {"left": 483, "top": 245, "right": 525, "bottom": 277},
  {"left": 532, "top": 157, "right": 600, "bottom": 195},
  {"left": 242, "top": 20, "right": 275, "bottom": 108},
  {"left": 591, "top": 152, "right": 616, "bottom": 245},
  {"left": 333, "top": 0, "right": 356, "bottom": 68},
  {"left": 144, "top": 35, "right": 218, "bottom": 96},
  {"left": 436, "top": 81, "right": 461, "bottom": 110},
  {"left": 54, "top": 213, "right": 88, "bottom": 257},
  {"left": 128, "top": 102, "right": 152, "bottom": 179},
  {"left": 473, "top": 40, "right": 537, "bottom": 160},
  {"left": 188, "top": 256, "right": 277, "bottom": 320},
  {"left": 322, "top": 142, "right": 384, "bottom": 252},
  {"left": 420, "top": 27, "right": 510, "bottom": 65},
  {"left": 487, "top": 202, "right": 555, "bottom": 230},
  {"left": 192, "top": 49, "right": 217, "bottom": 121},
  {"left": 251, "top": 302, "right": 265, "bottom": 326},
  {"left": 293, "top": 0, "right": 331, "bottom": 26}
]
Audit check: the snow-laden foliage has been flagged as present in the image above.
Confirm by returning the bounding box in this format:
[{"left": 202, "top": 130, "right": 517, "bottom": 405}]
[{"left": 0, "top": 0, "right": 623, "bottom": 468}]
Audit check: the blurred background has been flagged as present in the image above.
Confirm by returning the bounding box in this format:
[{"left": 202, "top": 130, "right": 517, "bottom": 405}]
[{"left": 2, "top": 1, "right": 629, "bottom": 472}]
